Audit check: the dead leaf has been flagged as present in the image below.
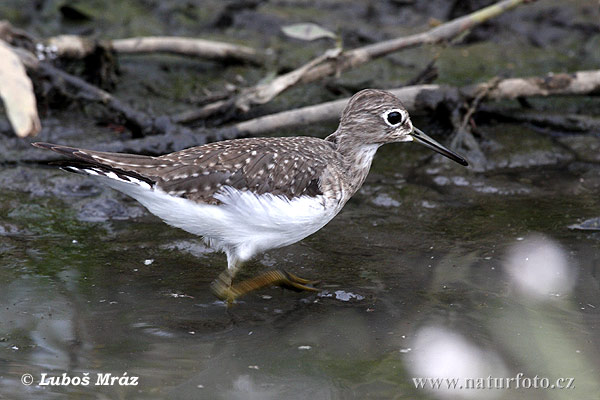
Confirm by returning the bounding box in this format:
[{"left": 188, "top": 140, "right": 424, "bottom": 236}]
[
  {"left": 281, "top": 23, "right": 336, "bottom": 41},
  {"left": 0, "top": 40, "right": 41, "bottom": 137}
]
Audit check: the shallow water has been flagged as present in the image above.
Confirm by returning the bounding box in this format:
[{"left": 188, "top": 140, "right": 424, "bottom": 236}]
[
  {"left": 1, "top": 0, "right": 600, "bottom": 398},
  {"left": 2, "top": 133, "right": 600, "bottom": 399}
]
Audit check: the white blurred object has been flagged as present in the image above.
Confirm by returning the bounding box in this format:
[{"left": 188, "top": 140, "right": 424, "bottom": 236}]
[
  {"left": 0, "top": 40, "right": 42, "bottom": 137},
  {"left": 504, "top": 234, "right": 575, "bottom": 300},
  {"left": 408, "top": 326, "right": 507, "bottom": 399}
]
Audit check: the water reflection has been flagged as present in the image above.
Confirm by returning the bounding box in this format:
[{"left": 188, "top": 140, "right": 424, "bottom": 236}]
[
  {"left": 407, "top": 326, "right": 507, "bottom": 399},
  {"left": 504, "top": 234, "right": 576, "bottom": 300}
]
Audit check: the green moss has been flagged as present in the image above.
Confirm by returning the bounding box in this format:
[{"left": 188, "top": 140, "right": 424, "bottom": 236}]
[{"left": 0, "top": 192, "right": 108, "bottom": 278}]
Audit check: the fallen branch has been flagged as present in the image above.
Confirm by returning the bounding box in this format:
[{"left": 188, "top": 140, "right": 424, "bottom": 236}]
[
  {"left": 176, "top": 0, "right": 535, "bottom": 123},
  {"left": 463, "top": 71, "right": 600, "bottom": 99},
  {"left": 0, "top": 21, "right": 265, "bottom": 65},
  {"left": 112, "top": 37, "right": 264, "bottom": 65},
  {"left": 46, "top": 35, "right": 265, "bottom": 65},
  {"left": 232, "top": 70, "right": 600, "bottom": 135}
]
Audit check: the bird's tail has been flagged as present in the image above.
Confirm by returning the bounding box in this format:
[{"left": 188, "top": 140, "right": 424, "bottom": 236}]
[{"left": 32, "top": 142, "right": 156, "bottom": 188}]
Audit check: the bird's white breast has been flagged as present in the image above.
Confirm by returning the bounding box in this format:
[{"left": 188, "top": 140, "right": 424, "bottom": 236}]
[{"left": 100, "top": 178, "right": 341, "bottom": 262}]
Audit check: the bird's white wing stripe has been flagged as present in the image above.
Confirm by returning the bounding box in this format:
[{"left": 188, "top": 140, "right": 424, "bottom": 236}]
[{"left": 61, "top": 166, "right": 152, "bottom": 190}]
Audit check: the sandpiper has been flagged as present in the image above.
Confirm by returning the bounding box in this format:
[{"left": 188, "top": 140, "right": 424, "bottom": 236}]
[{"left": 33, "top": 89, "right": 467, "bottom": 302}]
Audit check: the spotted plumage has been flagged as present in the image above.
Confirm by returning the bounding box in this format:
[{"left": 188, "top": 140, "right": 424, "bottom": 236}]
[
  {"left": 38, "top": 137, "right": 341, "bottom": 205},
  {"left": 33, "top": 89, "right": 467, "bottom": 301}
]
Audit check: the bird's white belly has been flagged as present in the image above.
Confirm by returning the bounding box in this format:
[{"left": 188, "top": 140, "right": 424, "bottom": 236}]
[{"left": 102, "top": 179, "right": 341, "bottom": 261}]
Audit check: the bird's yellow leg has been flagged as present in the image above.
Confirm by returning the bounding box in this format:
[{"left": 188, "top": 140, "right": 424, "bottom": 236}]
[{"left": 211, "top": 270, "right": 320, "bottom": 304}]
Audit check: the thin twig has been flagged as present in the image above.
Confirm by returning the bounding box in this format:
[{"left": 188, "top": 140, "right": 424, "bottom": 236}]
[
  {"left": 450, "top": 78, "right": 502, "bottom": 168},
  {"left": 458, "top": 77, "right": 501, "bottom": 132}
]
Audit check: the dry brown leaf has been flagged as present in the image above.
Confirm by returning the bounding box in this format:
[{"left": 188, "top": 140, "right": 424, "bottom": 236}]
[{"left": 0, "top": 39, "right": 41, "bottom": 137}]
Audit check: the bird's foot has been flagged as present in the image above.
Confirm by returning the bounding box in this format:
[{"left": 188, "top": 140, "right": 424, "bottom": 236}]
[
  {"left": 211, "top": 270, "right": 320, "bottom": 304},
  {"left": 275, "top": 271, "right": 321, "bottom": 292}
]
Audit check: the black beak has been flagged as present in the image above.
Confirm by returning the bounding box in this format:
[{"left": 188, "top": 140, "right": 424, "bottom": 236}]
[{"left": 410, "top": 128, "right": 468, "bottom": 166}]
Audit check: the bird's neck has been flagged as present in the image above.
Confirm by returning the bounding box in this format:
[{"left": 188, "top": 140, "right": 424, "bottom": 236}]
[{"left": 326, "top": 130, "right": 381, "bottom": 195}]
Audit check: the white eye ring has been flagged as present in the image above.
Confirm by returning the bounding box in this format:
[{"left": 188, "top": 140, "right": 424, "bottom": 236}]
[{"left": 382, "top": 108, "right": 407, "bottom": 127}]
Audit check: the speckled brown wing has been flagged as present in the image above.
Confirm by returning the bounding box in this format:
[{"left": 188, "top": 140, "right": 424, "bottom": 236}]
[
  {"left": 154, "top": 137, "right": 337, "bottom": 204},
  {"left": 33, "top": 137, "right": 339, "bottom": 205}
]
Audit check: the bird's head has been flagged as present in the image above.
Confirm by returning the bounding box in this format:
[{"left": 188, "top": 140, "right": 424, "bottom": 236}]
[{"left": 337, "top": 89, "right": 468, "bottom": 166}]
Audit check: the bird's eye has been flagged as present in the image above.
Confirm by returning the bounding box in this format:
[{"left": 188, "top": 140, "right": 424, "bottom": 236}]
[{"left": 386, "top": 111, "right": 404, "bottom": 125}]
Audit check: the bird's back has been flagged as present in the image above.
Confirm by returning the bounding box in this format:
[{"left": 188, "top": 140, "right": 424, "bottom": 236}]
[{"left": 34, "top": 136, "right": 344, "bottom": 205}]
